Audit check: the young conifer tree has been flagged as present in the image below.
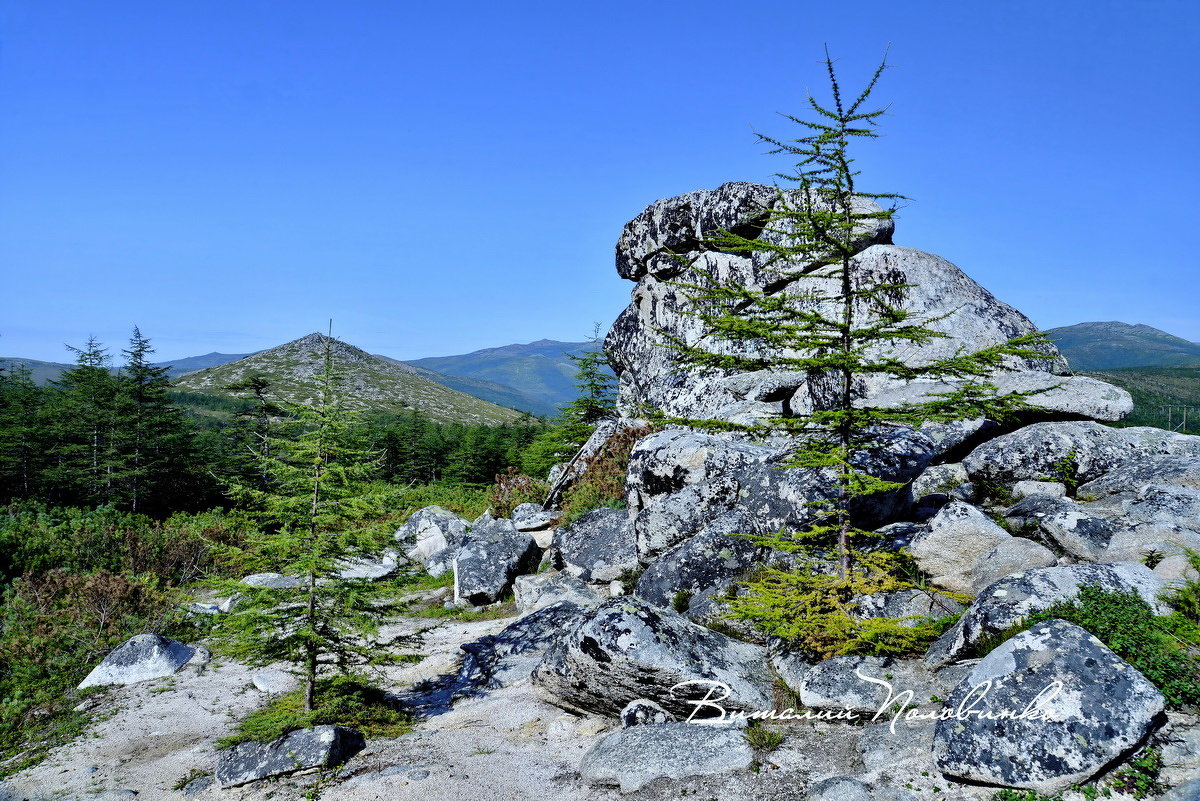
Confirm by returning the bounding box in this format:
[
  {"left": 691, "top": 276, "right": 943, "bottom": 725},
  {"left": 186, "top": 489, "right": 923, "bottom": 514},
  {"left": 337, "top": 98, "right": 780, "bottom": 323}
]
[
  {"left": 663, "top": 52, "right": 1049, "bottom": 652},
  {"left": 217, "top": 334, "right": 407, "bottom": 711}
]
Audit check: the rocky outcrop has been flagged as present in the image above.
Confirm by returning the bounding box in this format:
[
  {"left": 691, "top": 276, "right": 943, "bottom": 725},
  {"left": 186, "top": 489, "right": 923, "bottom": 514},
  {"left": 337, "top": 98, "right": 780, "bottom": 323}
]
[
  {"left": 78, "top": 634, "right": 196, "bottom": 689},
  {"left": 532, "top": 597, "right": 774, "bottom": 718},
  {"left": 606, "top": 183, "right": 1073, "bottom": 423},
  {"left": 963, "top": 422, "right": 1200, "bottom": 487},
  {"left": 578, "top": 722, "right": 753, "bottom": 792},
  {"left": 513, "top": 571, "right": 603, "bottom": 613},
  {"left": 933, "top": 620, "right": 1165, "bottom": 792},
  {"left": 215, "top": 725, "right": 365, "bottom": 787}
]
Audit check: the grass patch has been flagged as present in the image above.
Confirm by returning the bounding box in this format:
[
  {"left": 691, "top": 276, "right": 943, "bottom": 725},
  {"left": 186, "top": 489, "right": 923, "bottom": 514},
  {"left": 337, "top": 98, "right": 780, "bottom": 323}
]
[{"left": 216, "top": 675, "right": 411, "bottom": 749}]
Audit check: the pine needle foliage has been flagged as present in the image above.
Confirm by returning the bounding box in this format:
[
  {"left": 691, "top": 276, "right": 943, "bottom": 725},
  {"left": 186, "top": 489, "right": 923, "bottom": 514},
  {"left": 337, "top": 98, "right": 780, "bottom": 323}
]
[
  {"left": 214, "top": 334, "right": 412, "bottom": 712},
  {"left": 661, "top": 51, "right": 1051, "bottom": 648}
]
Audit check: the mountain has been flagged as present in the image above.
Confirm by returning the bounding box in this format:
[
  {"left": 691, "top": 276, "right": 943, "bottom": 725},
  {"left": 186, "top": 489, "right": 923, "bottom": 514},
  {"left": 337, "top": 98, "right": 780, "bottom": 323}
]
[
  {"left": 0, "top": 352, "right": 252, "bottom": 383},
  {"left": 172, "top": 333, "right": 527, "bottom": 425},
  {"left": 1049, "top": 321, "right": 1200, "bottom": 371},
  {"left": 373, "top": 354, "right": 547, "bottom": 417},
  {"left": 157, "top": 351, "right": 254, "bottom": 376},
  {"left": 0, "top": 357, "right": 77, "bottom": 384},
  {"left": 407, "top": 339, "right": 603, "bottom": 417}
]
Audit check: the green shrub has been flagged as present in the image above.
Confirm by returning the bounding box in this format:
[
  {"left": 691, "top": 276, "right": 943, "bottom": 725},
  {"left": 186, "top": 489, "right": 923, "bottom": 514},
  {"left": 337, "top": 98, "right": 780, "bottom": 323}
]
[
  {"left": 487, "top": 468, "right": 549, "bottom": 518},
  {"left": 981, "top": 586, "right": 1200, "bottom": 709},
  {"left": 559, "top": 425, "right": 654, "bottom": 525},
  {"left": 217, "top": 675, "right": 410, "bottom": 748}
]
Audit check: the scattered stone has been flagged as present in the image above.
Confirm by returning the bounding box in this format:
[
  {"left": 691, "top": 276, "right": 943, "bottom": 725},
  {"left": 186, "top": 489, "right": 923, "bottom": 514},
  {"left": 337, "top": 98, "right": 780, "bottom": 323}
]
[
  {"left": 911, "top": 463, "right": 969, "bottom": 502},
  {"left": 620, "top": 699, "right": 676, "bottom": 727},
  {"left": 335, "top": 551, "right": 400, "bottom": 581},
  {"left": 933, "top": 620, "right": 1165, "bottom": 793},
  {"left": 240, "top": 572, "right": 302, "bottom": 589},
  {"left": 578, "top": 721, "right": 753, "bottom": 793},
  {"left": 215, "top": 725, "right": 365, "bottom": 788},
  {"left": 533, "top": 597, "right": 774, "bottom": 718},
  {"left": 453, "top": 514, "right": 539, "bottom": 605},
  {"left": 909, "top": 501, "right": 1056, "bottom": 595},
  {"left": 852, "top": 589, "right": 965, "bottom": 626},
  {"left": 511, "top": 502, "right": 557, "bottom": 532},
  {"left": 924, "top": 562, "right": 1169, "bottom": 668},
  {"left": 251, "top": 668, "right": 294, "bottom": 695},
  {"left": 557, "top": 508, "right": 638, "bottom": 583},
  {"left": 1012, "top": 480, "right": 1067, "bottom": 499},
  {"left": 78, "top": 634, "right": 196, "bottom": 689}
]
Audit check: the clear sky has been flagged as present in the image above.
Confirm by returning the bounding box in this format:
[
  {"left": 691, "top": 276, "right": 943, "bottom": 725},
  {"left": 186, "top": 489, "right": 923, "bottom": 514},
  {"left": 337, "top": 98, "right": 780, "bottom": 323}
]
[{"left": 2, "top": 0, "right": 1197, "bottom": 363}]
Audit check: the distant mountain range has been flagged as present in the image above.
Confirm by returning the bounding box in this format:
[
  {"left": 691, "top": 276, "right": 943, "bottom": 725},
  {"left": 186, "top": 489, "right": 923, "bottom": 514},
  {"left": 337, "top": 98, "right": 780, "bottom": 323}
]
[
  {"left": 171, "top": 333, "right": 527, "bottom": 425},
  {"left": 1049, "top": 322, "right": 1200, "bottom": 371},
  {"left": 2, "top": 338, "right": 598, "bottom": 420},
  {"left": 408, "top": 339, "right": 599, "bottom": 417}
]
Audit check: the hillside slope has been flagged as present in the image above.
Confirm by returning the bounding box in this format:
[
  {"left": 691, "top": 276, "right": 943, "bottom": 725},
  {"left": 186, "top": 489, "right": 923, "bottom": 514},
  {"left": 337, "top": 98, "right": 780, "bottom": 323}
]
[
  {"left": 1086, "top": 367, "right": 1200, "bottom": 434},
  {"left": 1050, "top": 321, "right": 1200, "bottom": 370},
  {"left": 407, "top": 339, "right": 604, "bottom": 416},
  {"left": 173, "top": 333, "right": 526, "bottom": 425}
]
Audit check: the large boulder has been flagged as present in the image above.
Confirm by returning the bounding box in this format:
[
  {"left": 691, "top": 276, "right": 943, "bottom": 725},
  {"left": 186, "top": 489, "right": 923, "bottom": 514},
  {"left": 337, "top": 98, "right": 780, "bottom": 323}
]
[
  {"left": 908, "top": 501, "right": 1056, "bottom": 595},
  {"left": 78, "top": 634, "right": 196, "bottom": 689},
  {"left": 964, "top": 422, "right": 1200, "bottom": 487},
  {"left": 1079, "top": 455, "right": 1200, "bottom": 499},
  {"left": 632, "top": 474, "right": 741, "bottom": 560},
  {"left": 452, "top": 515, "right": 540, "bottom": 605},
  {"left": 513, "top": 571, "right": 603, "bottom": 613},
  {"left": 1005, "top": 495, "right": 1120, "bottom": 561},
  {"left": 796, "top": 655, "right": 940, "bottom": 714},
  {"left": 624, "top": 429, "right": 773, "bottom": 513},
  {"left": 607, "top": 183, "right": 1067, "bottom": 423},
  {"left": 532, "top": 597, "right": 774, "bottom": 718},
  {"left": 634, "top": 512, "right": 759, "bottom": 608},
  {"left": 924, "top": 562, "right": 1169, "bottom": 668},
  {"left": 933, "top": 619, "right": 1165, "bottom": 793},
  {"left": 557, "top": 508, "right": 638, "bottom": 584},
  {"left": 215, "top": 725, "right": 365, "bottom": 787},
  {"left": 395, "top": 505, "right": 470, "bottom": 574},
  {"left": 578, "top": 722, "right": 753, "bottom": 793}
]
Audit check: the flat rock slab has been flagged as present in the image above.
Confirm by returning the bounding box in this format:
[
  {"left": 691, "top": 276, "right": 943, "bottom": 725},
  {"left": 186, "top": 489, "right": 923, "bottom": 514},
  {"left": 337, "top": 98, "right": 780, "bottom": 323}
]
[
  {"left": 933, "top": 619, "right": 1165, "bottom": 793},
  {"left": 78, "top": 633, "right": 195, "bottom": 689},
  {"left": 215, "top": 725, "right": 365, "bottom": 787},
  {"left": 578, "top": 722, "right": 752, "bottom": 792}
]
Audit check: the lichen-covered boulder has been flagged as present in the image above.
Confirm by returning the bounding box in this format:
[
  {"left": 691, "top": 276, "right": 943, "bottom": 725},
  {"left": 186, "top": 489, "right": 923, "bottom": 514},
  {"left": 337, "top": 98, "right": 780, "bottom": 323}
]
[
  {"left": 795, "top": 655, "right": 940, "bottom": 714},
  {"left": 634, "top": 512, "right": 758, "bottom": 608},
  {"left": 1080, "top": 455, "right": 1200, "bottom": 499},
  {"left": 532, "top": 597, "right": 774, "bottom": 718},
  {"left": 579, "top": 722, "right": 752, "bottom": 792},
  {"left": 215, "top": 725, "right": 365, "bottom": 787},
  {"left": 78, "top": 634, "right": 196, "bottom": 689},
  {"left": 513, "top": 571, "right": 603, "bottom": 613},
  {"left": 624, "top": 429, "right": 773, "bottom": 513},
  {"left": 909, "top": 501, "right": 1056, "bottom": 595},
  {"left": 933, "top": 620, "right": 1165, "bottom": 793},
  {"left": 396, "top": 505, "right": 470, "bottom": 574},
  {"left": 452, "top": 515, "right": 539, "bottom": 605},
  {"left": 557, "top": 508, "right": 638, "bottom": 584},
  {"left": 867, "top": 373, "right": 1131, "bottom": 423},
  {"left": 964, "top": 422, "right": 1200, "bottom": 487},
  {"left": 924, "top": 562, "right": 1169, "bottom": 668},
  {"left": 1005, "top": 495, "right": 1119, "bottom": 561}
]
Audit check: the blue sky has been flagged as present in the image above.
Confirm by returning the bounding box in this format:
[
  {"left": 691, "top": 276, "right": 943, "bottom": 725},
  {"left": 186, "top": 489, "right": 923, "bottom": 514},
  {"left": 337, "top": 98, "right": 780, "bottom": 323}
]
[{"left": 2, "top": 0, "right": 1197, "bottom": 363}]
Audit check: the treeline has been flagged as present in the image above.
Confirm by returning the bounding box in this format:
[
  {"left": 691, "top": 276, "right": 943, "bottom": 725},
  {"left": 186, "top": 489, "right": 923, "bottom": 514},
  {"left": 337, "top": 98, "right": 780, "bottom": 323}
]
[{"left": 0, "top": 331, "right": 549, "bottom": 518}]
